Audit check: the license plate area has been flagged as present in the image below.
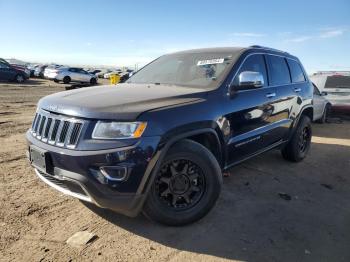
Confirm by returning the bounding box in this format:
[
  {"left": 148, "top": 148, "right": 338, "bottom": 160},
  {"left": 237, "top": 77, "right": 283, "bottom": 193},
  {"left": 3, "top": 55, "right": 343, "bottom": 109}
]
[{"left": 29, "top": 146, "right": 49, "bottom": 173}]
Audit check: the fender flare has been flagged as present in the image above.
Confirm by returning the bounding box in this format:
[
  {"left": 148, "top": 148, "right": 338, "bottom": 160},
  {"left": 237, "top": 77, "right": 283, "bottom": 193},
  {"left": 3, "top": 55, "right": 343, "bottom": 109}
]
[
  {"left": 131, "top": 128, "right": 222, "bottom": 215},
  {"left": 289, "top": 104, "right": 313, "bottom": 138}
]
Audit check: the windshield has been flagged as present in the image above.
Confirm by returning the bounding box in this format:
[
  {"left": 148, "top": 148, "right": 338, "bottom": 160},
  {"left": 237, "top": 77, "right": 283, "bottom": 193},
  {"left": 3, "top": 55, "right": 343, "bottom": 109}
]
[{"left": 127, "top": 52, "right": 236, "bottom": 89}]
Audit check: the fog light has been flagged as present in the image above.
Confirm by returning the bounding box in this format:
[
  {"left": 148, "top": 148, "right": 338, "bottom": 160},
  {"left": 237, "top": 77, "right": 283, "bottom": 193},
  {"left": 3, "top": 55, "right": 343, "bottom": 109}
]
[{"left": 100, "top": 166, "right": 128, "bottom": 181}]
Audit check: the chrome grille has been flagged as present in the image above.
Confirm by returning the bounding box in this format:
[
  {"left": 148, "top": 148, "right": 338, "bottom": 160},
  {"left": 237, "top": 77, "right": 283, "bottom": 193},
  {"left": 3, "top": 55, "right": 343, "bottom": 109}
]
[{"left": 31, "top": 110, "right": 84, "bottom": 149}]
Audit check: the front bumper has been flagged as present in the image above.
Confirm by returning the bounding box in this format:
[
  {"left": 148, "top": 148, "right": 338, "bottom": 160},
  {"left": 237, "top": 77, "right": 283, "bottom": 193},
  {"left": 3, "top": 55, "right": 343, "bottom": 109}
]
[{"left": 26, "top": 131, "right": 161, "bottom": 216}]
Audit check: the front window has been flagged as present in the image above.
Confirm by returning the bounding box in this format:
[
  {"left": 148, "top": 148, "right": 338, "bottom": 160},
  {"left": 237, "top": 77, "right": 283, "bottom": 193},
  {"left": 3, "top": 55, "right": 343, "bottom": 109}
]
[{"left": 127, "top": 52, "right": 237, "bottom": 89}]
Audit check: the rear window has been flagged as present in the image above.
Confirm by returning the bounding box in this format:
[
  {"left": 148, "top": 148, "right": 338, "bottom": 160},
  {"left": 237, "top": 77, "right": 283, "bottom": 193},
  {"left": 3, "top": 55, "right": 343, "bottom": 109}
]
[
  {"left": 325, "top": 75, "right": 350, "bottom": 89},
  {"left": 266, "top": 55, "right": 291, "bottom": 85},
  {"left": 287, "top": 59, "right": 305, "bottom": 83}
]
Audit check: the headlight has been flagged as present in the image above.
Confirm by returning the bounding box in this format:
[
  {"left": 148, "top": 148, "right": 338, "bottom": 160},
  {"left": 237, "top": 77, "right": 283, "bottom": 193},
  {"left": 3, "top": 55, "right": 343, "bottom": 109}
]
[{"left": 92, "top": 121, "right": 147, "bottom": 139}]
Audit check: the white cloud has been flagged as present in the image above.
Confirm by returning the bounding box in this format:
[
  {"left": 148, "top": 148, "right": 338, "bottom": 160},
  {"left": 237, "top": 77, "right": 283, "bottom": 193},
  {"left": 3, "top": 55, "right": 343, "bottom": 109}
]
[
  {"left": 284, "top": 28, "right": 346, "bottom": 43},
  {"left": 230, "top": 32, "right": 266, "bottom": 37},
  {"left": 287, "top": 36, "right": 313, "bottom": 43},
  {"left": 319, "top": 29, "right": 344, "bottom": 38}
]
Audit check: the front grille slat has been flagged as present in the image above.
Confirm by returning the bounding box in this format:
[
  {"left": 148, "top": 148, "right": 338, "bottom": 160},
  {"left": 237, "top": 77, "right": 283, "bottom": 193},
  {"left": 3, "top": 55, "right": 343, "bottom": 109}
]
[
  {"left": 58, "top": 121, "right": 70, "bottom": 145},
  {"left": 34, "top": 115, "right": 41, "bottom": 133},
  {"left": 43, "top": 118, "right": 52, "bottom": 139},
  {"left": 68, "top": 123, "right": 82, "bottom": 146},
  {"left": 50, "top": 119, "right": 61, "bottom": 143},
  {"left": 38, "top": 116, "right": 46, "bottom": 137},
  {"left": 31, "top": 111, "right": 84, "bottom": 149}
]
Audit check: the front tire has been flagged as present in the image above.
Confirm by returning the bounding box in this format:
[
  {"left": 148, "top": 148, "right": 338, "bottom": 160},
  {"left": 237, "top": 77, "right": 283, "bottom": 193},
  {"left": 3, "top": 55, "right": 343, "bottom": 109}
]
[
  {"left": 282, "top": 115, "right": 312, "bottom": 162},
  {"left": 63, "top": 76, "right": 71, "bottom": 84},
  {"left": 90, "top": 78, "right": 97, "bottom": 85},
  {"left": 15, "top": 74, "right": 25, "bottom": 83},
  {"left": 143, "top": 139, "right": 222, "bottom": 226}
]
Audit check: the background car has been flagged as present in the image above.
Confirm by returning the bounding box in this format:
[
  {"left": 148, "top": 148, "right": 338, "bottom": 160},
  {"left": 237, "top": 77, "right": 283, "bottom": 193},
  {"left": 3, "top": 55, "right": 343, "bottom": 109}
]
[
  {"left": 27, "top": 64, "right": 40, "bottom": 77},
  {"left": 96, "top": 69, "right": 112, "bottom": 78},
  {"left": 34, "top": 65, "right": 48, "bottom": 78},
  {"left": 87, "top": 69, "right": 101, "bottom": 75},
  {"left": 313, "top": 83, "right": 332, "bottom": 123},
  {"left": 0, "top": 61, "right": 29, "bottom": 83},
  {"left": 43, "top": 64, "right": 63, "bottom": 78},
  {"left": 46, "top": 67, "right": 98, "bottom": 85},
  {"left": 0, "top": 58, "right": 30, "bottom": 78},
  {"left": 103, "top": 70, "right": 122, "bottom": 79},
  {"left": 310, "top": 72, "right": 350, "bottom": 112}
]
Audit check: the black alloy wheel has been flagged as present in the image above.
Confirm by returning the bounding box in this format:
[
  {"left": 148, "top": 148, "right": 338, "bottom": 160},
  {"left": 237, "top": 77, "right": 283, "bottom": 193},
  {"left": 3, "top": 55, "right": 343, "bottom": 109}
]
[{"left": 154, "top": 159, "right": 205, "bottom": 210}]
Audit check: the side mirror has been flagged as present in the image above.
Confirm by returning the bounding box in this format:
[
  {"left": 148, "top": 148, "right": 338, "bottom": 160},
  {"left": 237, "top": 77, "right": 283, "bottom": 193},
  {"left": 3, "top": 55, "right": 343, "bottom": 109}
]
[
  {"left": 321, "top": 91, "right": 328, "bottom": 96},
  {"left": 238, "top": 71, "right": 264, "bottom": 89}
]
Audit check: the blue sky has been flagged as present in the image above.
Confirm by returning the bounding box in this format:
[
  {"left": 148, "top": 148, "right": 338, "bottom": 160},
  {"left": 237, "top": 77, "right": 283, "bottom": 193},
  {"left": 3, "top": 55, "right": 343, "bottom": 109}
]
[{"left": 1, "top": 0, "right": 349, "bottom": 73}]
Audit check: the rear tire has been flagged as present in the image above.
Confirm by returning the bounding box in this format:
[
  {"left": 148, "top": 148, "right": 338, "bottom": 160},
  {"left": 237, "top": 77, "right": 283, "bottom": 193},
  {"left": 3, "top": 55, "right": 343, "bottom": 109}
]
[
  {"left": 90, "top": 78, "right": 97, "bottom": 85},
  {"left": 143, "top": 139, "right": 222, "bottom": 226},
  {"left": 317, "top": 104, "right": 331, "bottom": 123},
  {"left": 63, "top": 76, "right": 71, "bottom": 84},
  {"left": 282, "top": 115, "right": 312, "bottom": 162},
  {"left": 53, "top": 79, "right": 59, "bottom": 83}
]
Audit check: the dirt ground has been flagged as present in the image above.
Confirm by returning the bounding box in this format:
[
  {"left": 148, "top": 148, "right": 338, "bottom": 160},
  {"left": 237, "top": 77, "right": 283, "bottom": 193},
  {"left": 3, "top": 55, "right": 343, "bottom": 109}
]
[{"left": 0, "top": 79, "right": 350, "bottom": 262}]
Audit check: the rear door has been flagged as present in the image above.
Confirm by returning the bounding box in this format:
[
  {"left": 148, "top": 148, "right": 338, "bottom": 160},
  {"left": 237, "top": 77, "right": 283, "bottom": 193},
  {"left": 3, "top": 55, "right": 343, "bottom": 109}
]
[
  {"left": 68, "top": 68, "right": 80, "bottom": 81},
  {"left": 265, "top": 55, "right": 296, "bottom": 142}
]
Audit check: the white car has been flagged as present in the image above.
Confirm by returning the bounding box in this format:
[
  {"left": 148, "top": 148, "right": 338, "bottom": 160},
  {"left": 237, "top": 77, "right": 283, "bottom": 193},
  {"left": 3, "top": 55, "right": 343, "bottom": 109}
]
[
  {"left": 310, "top": 72, "right": 350, "bottom": 111},
  {"left": 104, "top": 70, "right": 122, "bottom": 79},
  {"left": 46, "top": 67, "right": 98, "bottom": 85},
  {"left": 312, "top": 83, "right": 332, "bottom": 123}
]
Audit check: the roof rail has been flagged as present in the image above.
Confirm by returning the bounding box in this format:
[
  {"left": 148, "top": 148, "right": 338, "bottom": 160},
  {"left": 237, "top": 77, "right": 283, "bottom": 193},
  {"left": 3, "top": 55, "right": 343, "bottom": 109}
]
[{"left": 249, "top": 45, "right": 289, "bottom": 54}]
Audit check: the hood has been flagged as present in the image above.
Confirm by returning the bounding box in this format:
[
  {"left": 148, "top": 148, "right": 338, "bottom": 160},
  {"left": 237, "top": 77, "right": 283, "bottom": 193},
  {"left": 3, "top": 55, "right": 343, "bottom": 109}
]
[{"left": 38, "top": 83, "right": 208, "bottom": 120}]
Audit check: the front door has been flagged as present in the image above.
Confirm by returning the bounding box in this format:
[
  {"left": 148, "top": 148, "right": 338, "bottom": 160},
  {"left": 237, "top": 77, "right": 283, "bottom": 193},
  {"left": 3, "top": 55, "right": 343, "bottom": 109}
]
[
  {"left": 0, "top": 63, "right": 15, "bottom": 81},
  {"left": 224, "top": 54, "right": 279, "bottom": 165}
]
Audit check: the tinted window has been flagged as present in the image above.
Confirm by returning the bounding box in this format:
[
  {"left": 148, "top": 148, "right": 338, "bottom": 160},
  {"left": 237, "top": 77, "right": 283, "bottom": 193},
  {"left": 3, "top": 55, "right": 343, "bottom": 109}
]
[
  {"left": 233, "top": 54, "right": 267, "bottom": 87},
  {"left": 287, "top": 59, "right": 305, "bottom": 83},
  {"left": 0, "top": 63, "right": 10, "bottom": 69},
  {"left": 325, "top": 75, "right": 350, "bottom": 89},
  {"left": 267, "top": 55, "right": 291, "bottom": 85}
]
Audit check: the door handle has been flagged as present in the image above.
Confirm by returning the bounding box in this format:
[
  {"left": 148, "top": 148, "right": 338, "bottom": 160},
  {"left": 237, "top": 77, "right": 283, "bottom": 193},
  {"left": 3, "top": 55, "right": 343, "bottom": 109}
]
[
  {"left": 294, "top": 88, "right": 301, "bottom": 92},
  {"left": 266, "top": 93, "right": 276, "bottom": 98}
]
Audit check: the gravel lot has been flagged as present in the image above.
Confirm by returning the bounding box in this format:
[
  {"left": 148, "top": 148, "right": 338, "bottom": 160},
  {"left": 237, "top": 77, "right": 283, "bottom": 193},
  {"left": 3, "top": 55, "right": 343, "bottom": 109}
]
[{"left": 1, "top": 79, "right": 350, "bottom": 262}]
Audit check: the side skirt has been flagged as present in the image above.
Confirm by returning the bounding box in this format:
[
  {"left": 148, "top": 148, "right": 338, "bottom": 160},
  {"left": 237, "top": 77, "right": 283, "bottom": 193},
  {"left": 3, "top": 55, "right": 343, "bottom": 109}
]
[{"left": 223, "top": 139, "right": 286, "bottom": 171}]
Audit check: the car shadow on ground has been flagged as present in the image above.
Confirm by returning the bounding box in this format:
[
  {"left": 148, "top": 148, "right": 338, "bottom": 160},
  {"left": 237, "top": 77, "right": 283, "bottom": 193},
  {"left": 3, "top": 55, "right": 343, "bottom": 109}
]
[
  {"left": 82, "top": 120, "right": 350, "bottom": 262},
  {"left": 0, "top": 79, "right": 45, "bottom": 86}
]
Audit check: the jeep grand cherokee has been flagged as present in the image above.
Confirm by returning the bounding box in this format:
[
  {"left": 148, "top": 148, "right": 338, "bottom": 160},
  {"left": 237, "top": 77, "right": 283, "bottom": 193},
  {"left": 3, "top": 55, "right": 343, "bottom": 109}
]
[{"left": 26, "top": 46, "right": 313, "bottom": 226}]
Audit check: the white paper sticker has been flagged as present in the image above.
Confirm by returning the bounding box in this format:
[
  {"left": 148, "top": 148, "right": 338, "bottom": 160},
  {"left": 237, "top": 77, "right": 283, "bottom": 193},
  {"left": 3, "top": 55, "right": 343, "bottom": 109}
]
[{"left": 197, "top": 58, "right": 224, "bottom": 66}]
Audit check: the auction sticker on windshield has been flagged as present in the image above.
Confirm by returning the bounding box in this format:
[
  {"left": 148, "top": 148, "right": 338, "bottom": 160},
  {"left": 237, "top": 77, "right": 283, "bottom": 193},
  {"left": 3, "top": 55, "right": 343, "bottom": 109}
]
[{"left": 197, "top": 58, "right": 224, "bottom": 66}]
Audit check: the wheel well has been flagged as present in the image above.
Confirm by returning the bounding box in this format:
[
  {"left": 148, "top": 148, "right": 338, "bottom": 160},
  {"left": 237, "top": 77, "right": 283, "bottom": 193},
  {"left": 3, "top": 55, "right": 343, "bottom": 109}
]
[
  {"left": 301, "top": 107, "right": 313, "bottom": 121},
  {"left": 186, "top": 132, "right": 223, "bottom": 167}
]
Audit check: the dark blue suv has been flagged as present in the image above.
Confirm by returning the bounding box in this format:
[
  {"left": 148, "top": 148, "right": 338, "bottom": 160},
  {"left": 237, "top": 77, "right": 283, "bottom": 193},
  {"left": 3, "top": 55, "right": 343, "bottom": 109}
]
[{"left": 26, "top": 46, "right": 313, "bottom": 225}]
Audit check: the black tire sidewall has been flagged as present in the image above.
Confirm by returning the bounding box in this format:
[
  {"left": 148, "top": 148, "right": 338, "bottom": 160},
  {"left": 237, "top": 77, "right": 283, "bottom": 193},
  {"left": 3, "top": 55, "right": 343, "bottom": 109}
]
[
  {"left": 143, "top": 140, "right": 222, "bottom": 226},
  {"left": 63, "top": 76, "right": 70, "bottom": 84},
  {"left": 283, "top": 116, "right": 312, "bottom": 162},
  {"left": 16, "top": 74, "right": 24, "bottom": 83},
  {"left": 90, "top": 78, "right": 97, "bottom": 85}
]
